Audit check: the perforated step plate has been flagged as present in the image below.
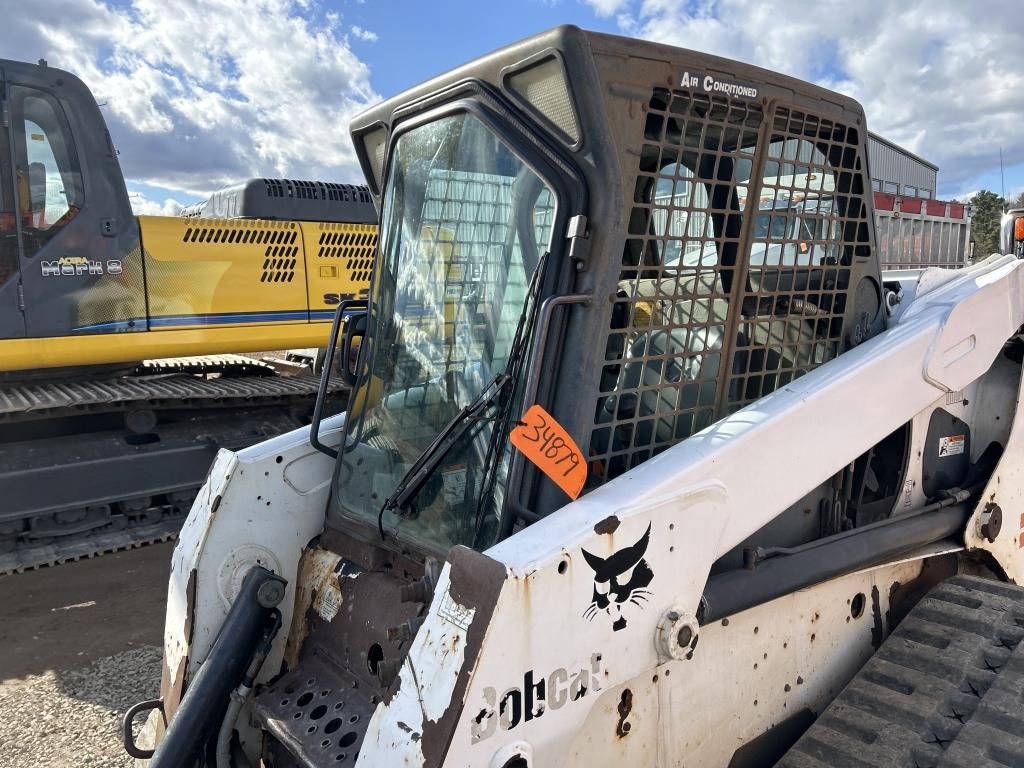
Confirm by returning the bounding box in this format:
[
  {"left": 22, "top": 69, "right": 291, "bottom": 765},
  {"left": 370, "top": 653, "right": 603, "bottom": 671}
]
[
  {"left": 777, "top": 575, "right": 1024, "bottom": 768},
  {"left": 253, "top": 655, "right": 376, "bottom": 767}
]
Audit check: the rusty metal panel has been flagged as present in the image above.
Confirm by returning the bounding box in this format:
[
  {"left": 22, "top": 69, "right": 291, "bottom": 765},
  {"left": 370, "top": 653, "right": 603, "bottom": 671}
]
[{"left": 253, "top": 549, "right": 422, "bottom": 767}]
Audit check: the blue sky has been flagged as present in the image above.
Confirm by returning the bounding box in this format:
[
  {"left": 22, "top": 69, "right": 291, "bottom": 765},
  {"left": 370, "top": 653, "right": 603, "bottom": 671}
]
[
  {"left": 1, "top": 0, "right": 1020, "bottom": 210},
  {"left": 342, "top": 1, "right": 620, "bottom": 97}
]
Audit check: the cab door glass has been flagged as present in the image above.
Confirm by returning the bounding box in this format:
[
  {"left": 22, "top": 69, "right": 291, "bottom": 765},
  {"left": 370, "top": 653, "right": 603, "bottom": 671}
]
[
  {"left": 0, "top": 118, "right": 17, "bottom": 284},
  {"left": 11, "top": 86, "right": 84, "bottom": 256}
]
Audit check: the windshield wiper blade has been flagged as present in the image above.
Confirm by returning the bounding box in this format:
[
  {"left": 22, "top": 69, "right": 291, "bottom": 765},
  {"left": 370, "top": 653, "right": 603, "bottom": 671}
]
[{"left": 378, "top": 372, "right": 509, "bottom": 528}]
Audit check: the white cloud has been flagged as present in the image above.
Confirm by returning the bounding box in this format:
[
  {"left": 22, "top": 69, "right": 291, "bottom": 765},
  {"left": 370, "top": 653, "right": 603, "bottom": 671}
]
[
  {"left": 582, "top": 0, "right": 1024, "bottom": 197},
  {"left": 351, "top": 25, "right": 378, "bottom": 42},
  {"left": 0, "top": 0, "right": 380, "bottom": 197},
  {"left": 586, "top": 0, "right": 631, "bottom": 16},
  {"left": 128, "top": 191, "right": 185, "bottom": 216}
]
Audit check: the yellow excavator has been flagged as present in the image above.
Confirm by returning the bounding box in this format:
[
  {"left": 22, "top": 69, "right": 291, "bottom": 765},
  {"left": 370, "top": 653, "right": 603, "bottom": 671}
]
[{"left": 0, "top": 57, "right": 375, "bottom": 571}]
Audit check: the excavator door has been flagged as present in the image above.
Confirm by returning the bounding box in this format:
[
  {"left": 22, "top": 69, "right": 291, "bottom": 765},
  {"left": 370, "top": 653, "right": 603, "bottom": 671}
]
[{"left": 0, "top": 68, "right": 26, "bottom": 338}]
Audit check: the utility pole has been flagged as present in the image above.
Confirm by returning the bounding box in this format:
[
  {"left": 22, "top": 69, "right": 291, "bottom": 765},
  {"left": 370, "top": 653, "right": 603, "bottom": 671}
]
[{"left": 1000, "top": 147, "right": 1006, "bottom": 210}]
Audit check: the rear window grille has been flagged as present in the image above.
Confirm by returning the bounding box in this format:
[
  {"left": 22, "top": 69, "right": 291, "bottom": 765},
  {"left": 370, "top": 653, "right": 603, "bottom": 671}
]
[
  {"left": 585, "top": 88, "right": 869, "bottom": 488},
  {"left": 729, "top": 107, "right": 869, "bottom": 410}
]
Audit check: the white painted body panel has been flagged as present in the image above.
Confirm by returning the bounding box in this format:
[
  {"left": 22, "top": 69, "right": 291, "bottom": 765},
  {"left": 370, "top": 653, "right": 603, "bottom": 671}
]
[
  {"left": 354, "top": 255, "right": 1024, "bottom": 765},
  {"left": 157, "top": 255, "right": 1024, "bottom": 767},
  {"left": 158, "top": 412, "right": 346, "bottom": 761}
]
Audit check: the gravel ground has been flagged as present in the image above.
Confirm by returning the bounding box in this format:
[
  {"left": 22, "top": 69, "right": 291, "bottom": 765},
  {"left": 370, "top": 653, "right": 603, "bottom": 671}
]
[{"left": 0, "top": 645, "right": 161, "bottom": 767}]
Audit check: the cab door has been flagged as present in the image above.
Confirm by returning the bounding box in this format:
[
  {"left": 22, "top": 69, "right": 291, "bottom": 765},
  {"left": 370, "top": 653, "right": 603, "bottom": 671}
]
[
  {"left": 0, "top": 75, "right": 27, "bottom": 338},
  {"left": 7, "top": 82, "right": 90, "bottom": 338}
]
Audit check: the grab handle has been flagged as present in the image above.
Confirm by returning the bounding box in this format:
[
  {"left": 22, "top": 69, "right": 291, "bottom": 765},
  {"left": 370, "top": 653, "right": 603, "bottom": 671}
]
[{"left": 310, "top": 299, "right": 367, "bottom": 459}]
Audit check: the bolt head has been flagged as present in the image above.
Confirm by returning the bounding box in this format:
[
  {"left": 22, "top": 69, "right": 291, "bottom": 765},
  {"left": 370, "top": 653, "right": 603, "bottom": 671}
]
[
  {"left": 257, "top": 579, "right": 286, "bottom": 608},
  {"left": 677, "top": 625, "right": 693, "bottom": 648},
  {"left": 980, "top": 503, "right": 1002, "bottom": 544}
]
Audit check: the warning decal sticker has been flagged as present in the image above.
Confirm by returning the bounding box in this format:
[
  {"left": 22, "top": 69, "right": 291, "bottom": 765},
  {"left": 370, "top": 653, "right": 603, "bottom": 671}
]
[{"left": 937, "top": 435, "right": 966, "bottom": 457}]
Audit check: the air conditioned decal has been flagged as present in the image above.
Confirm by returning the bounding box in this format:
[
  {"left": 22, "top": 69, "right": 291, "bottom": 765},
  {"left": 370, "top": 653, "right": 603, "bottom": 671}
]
[{"left": 680, "top": 70, "right": 759, "bottom": 99}]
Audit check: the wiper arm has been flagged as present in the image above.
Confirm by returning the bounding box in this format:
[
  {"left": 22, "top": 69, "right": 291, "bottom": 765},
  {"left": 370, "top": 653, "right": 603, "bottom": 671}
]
[{"left": 378, "top": 372, "right": 509, "bottom": 530}]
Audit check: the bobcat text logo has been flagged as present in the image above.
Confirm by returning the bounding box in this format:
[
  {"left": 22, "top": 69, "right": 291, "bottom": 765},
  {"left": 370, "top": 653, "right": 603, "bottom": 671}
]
[
  {"left": 582, "top": 524, "right": 654, "bottom": 631},
  {"left": 470, "top": 653, "right": 603, "bottom": 743},
  {"left": 680, "top": 71, "right": 759, "bottom": 99}
]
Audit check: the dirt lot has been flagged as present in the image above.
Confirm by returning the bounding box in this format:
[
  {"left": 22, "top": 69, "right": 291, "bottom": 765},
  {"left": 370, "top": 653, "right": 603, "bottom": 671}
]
[{"left": 0, "top": 542, "right": 173, "bottom": 767}]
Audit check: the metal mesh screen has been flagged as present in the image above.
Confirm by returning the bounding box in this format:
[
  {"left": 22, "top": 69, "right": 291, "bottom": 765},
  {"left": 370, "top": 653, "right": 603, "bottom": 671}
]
[
  {"left": 409, "top": 170, "right": 554, "bottom": 379},
  {"left": 727, "top": 106, "right": 870, "bottom": 410},
  {"left": 586, "top": 89, "right": 869, "bottom": 487}
]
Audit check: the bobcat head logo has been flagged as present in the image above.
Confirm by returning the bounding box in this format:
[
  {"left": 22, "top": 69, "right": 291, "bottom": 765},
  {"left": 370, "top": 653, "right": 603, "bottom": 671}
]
[{"left": 581, "top": 524, "right": 654, "bottom": 631}]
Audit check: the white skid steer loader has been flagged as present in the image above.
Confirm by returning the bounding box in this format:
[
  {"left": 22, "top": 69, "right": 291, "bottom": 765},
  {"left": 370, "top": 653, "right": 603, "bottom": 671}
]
[{"left": 126, "top": 25, "right": 1024, "bottom": 768}]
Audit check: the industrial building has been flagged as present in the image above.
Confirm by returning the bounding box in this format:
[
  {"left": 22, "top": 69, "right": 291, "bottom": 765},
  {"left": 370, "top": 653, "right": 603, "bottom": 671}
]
[{"left": 868, "top": 132, "right": 939, "bottom": 199}]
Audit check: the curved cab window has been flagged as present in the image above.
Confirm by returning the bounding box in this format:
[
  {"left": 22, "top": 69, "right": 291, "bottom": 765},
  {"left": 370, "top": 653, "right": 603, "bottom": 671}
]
[{"left": 12, "top": 86, "right": 84, "bottom": 256}]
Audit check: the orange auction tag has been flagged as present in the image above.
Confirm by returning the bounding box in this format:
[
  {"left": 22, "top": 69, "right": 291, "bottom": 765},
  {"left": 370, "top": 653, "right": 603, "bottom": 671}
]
[{"left": 510, "top": 404, "right": 586, "bottom": 500}]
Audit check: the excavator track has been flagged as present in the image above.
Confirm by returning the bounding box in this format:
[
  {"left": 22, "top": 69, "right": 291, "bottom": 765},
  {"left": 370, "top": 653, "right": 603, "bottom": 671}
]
[
  {"left": 777, "top": 575, "right": 1024, "bottom": 768},
  {"left": 0, "top": 495, "right": 191, "bottom": 575},
  {"left": 0, "top": 356, "right": 329, "bottom": 423},
  {"left": 0, "top": 356, "right": 347, "bottom": 575}
]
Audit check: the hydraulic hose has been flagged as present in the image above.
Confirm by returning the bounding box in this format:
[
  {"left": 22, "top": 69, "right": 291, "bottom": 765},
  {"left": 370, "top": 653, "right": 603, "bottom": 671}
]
[
  {"left": 215, "top": 611, "right": 282, "bottom": 768},
  {"left": 149, "top": 566, "right": 286, "bottom": 768}
]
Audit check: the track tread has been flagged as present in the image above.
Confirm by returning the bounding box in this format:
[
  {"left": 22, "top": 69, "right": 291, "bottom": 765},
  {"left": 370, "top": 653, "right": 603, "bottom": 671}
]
[
  {"left": 0, "top": 371, "right": 345, "bottom": 420},
  {"left": 777, "top": 576, "right": 1024, "bottom": 768},
  {"left": 0, "top": 507, "right": 187, "bottom": 575}
]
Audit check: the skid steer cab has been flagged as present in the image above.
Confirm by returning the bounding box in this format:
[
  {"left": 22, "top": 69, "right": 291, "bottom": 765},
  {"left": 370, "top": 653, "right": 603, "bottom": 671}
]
[{"left": 133, "top": 25, "right": 1024, "bottom": 768}]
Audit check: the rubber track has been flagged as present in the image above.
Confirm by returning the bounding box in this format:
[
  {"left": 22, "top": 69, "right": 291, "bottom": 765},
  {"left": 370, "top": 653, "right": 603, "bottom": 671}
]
[
  {"left": 0, "top": 371, "right": 346, "bottom": 419},
  {"left": 777, "top": 575, "right": 1024, "bottom": 768},
  {"left": 0, "top": 505, "right": 186, "bottom": 575}
]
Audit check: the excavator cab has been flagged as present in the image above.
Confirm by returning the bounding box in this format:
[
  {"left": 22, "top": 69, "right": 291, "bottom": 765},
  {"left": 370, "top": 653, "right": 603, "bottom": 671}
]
[
  {"left": 0, "top": 59, "right": 141, "bottom": 341},
  {"left": 142, "top": 26, "right": 1024, "bottom": 768}
]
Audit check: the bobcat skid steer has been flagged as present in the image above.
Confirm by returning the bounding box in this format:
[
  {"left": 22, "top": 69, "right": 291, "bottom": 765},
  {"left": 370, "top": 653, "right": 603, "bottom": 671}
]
[{"left": 129, "top": 25, "right": 1024, "bottom": 768}]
